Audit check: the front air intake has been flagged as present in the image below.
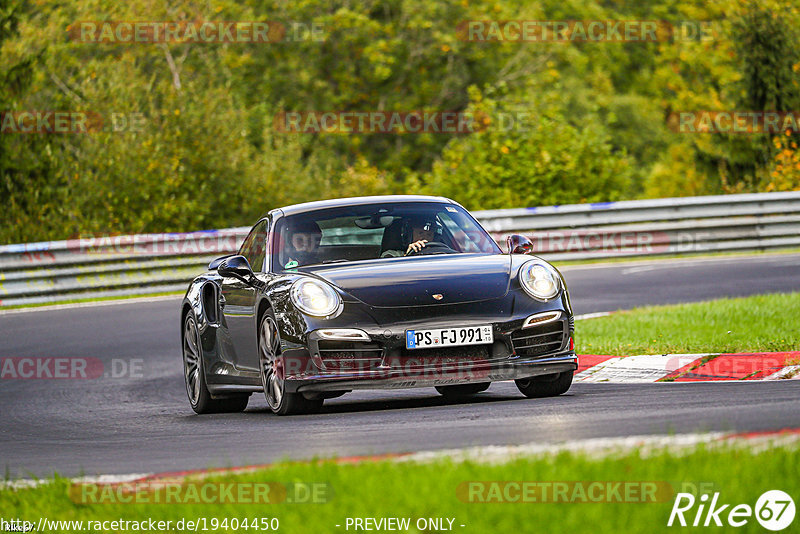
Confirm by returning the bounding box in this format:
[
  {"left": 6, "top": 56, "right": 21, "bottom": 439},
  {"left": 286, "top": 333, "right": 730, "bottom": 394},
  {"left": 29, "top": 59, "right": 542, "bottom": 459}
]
[{"left": 510, "top": 319, "right": 567, "bottom": 358}]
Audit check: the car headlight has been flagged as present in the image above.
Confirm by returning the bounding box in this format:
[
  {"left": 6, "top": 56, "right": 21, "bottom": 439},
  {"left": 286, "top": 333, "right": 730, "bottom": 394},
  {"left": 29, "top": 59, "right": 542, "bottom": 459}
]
[
  {"left": 290, "top": 278, "right": 341, "bottom": 318},
  {"left": 519, "top": 260, "right": 561, "bottom": 301}
]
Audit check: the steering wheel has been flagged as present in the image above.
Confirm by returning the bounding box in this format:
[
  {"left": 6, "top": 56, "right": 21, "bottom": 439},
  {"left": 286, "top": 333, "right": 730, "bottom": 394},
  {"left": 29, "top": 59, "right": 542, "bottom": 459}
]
[{"left": 406, "top": 241, "right": 456, "bottom": 256}]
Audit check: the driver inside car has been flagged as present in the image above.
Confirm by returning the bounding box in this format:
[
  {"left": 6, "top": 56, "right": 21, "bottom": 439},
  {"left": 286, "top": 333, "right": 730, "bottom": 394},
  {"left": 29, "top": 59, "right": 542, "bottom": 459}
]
[
  {"left": 404, "top": 216, "right": 436, "bottom": 255},
  {"left": 284, "top": 221, "right": 322, "bottom": 268},
  {"left": 382, "top": 215, "right": 451, "bottom": 257}
]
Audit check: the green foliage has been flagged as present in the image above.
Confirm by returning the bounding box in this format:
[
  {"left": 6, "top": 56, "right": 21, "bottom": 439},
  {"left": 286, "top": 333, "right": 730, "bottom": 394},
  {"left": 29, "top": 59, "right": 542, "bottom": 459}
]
[
  {"left": 2, "top": 0, "right": 800, "bottom": 243},
  {"left": 0, "top": 0, "right": 63, "bottom": 243},
  {"left": 733, "top": 1, "right": 800, "bottom": 112},
  {"left": 643, "top": 0, "right": 800, "bottom": 195},
  {"left": 424, "top": 87, "right": 633, "bottom": 209}
]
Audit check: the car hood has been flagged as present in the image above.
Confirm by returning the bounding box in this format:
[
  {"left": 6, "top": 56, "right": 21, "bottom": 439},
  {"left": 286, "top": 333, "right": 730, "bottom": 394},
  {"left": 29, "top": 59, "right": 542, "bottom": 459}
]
[{"left": 297, "top": 254, "right": 512, "bottom": 307}]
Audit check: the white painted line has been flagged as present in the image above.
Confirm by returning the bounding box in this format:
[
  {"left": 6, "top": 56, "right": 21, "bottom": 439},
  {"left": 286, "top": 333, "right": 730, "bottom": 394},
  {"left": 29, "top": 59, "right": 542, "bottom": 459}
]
[
  {"left": 5, "top": 430, "right": 799, "bottom": 490},
  {"left": 1, "top": 473, "right": 152, "bottom": 490},
  {"left": 621, "top": 265, "right": 659, "bottom": 275},
  {"left": 559, "top": 251, "right": 800, "bottom": 272},
  {"left": 403, "top": 433, "right": 727, "bottom": 464},
  {"left": 574, "top": 312, "right": 612, "bottom": 321},
  {"left": 765, "top": 365, "right": 800, "bottom": 380},
  {"left": 575, "top": 357, "right": 621, "bottom": 381},
  {"left": 576, "top": 354, "right": 709, "bottom": 383},
  {"left": 401, "top": 430, "right": 800, "bottom": 464}
]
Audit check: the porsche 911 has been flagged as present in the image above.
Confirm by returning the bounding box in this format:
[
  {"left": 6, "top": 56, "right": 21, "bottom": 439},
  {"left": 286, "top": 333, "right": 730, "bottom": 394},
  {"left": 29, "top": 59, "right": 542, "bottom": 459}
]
[{"left": 181, "top": 196, "right": 576, "bottom": 415}]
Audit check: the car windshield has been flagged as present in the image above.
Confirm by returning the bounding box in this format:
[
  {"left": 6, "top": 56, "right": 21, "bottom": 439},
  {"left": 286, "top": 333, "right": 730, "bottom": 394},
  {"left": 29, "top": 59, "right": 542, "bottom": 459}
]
[{"left": 272, "top": 202, "right": 501, "bottom": 270}]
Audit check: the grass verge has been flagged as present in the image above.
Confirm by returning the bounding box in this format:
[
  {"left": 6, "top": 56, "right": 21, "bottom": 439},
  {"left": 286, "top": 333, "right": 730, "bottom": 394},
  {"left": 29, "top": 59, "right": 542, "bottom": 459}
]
[
  {"left": 0, "top": 291, "right": 183, "bottom": 311},
  {"left": 578, "top": 292, "right": 800, "bottom": 355},
  {"left": 1, "top": 443, "right": 796, "bottom": 533}
]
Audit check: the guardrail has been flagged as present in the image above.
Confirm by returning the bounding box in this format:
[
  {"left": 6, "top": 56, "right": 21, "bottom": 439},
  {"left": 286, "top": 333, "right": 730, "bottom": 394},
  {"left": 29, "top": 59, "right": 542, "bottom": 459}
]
[
  {"left": 1, "top": 192, "right": 798, "bottom": 307},
  {"left": 479, "top": 191, "right": 800, "bottom": 261}
]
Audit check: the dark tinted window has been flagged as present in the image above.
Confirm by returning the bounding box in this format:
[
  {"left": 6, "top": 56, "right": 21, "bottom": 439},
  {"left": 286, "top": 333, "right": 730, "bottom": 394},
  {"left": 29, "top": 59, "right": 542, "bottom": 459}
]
[
  {"left": 239, "top": 219, "right": 268, "bottom": 272},
  {"left": 271, "top": 202, "right": 499, "bottom": 270}
]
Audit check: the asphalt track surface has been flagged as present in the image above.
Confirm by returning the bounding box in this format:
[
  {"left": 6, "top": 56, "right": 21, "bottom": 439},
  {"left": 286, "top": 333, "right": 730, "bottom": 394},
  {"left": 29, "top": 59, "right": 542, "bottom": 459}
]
[{"left": 1, "top": 253, "right": 799, "bottom": 478}]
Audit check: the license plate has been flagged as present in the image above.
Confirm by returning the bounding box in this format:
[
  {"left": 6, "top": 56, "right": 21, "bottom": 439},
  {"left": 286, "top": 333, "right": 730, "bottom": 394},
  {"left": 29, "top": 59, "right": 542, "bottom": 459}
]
[{"left": 405, "top": 325, "right": 493, "bottom": 350}]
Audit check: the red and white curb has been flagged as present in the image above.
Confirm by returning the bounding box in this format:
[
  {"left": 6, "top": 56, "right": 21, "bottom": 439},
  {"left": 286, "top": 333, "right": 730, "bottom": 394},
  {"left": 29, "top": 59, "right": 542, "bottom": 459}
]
[
  {"left": 575, "top": 351, "right": 800, "bottom": 383},
  {"left": 3, "top": 429, "right": 798, "bottom": 491}
]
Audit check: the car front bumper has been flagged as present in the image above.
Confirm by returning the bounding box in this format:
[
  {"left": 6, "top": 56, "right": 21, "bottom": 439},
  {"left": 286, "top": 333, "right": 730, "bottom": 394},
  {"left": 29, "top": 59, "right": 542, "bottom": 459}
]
[
  {"left": 287, "top": 351, "right": 578, "bottom": 393},
  {"left": 278, "top": 310, "right": 577, "bottom": 394}
]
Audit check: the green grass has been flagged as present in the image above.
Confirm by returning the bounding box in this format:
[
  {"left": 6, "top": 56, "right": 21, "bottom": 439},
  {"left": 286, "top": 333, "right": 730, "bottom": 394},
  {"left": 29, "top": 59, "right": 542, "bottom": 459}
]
[
  {"left": 578, "top": 292, "right": 800, "bottom": 355},
  {"left": 1, "top": 443, "right": 796, "bottom": 533},
  {"left": 0, "top": 291, "right": 183, "bottom": 311}
]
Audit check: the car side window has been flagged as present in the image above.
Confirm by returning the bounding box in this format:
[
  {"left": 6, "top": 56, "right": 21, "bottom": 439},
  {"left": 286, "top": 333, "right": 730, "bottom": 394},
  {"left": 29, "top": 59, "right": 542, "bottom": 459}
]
[
  {"left": 239, "top": 220, "right": 268, "bottom": 272},
  {"left": 439, "top": 212, "right": 487, "bottom": 253}
]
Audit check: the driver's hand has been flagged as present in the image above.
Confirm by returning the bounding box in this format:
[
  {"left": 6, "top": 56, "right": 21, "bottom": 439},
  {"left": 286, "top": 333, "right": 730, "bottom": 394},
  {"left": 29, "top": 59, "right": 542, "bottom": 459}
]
[{"left": 405, "top": 240, "right": 428, "bottom": 255}]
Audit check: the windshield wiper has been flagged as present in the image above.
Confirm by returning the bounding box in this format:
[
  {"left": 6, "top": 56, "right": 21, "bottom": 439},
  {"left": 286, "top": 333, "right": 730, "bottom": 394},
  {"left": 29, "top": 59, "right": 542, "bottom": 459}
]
[{"left": 322, "top": 259, "right": 349, "bottom": 264}]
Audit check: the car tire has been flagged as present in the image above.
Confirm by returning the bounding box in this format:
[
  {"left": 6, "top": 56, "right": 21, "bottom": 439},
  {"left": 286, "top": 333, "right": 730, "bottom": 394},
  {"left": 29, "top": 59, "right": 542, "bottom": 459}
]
[
  {"left": 435, "top": 382, "right": 490, "bottom": 397},
  {"left": 258, "top": 309, "right": 323, "bottom": 416},
  {"left": 183, "top": 313, "right": 249, "bottom": 414},
  {"left": 515, "top": 371, "right": 573, "bottom": 398}
]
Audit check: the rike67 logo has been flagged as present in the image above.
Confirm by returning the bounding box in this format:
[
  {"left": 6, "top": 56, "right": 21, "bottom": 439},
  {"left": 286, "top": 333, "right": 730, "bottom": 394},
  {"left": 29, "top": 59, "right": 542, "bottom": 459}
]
[{"left": 668, "top": 490, "right": 795, "bottom": 531}]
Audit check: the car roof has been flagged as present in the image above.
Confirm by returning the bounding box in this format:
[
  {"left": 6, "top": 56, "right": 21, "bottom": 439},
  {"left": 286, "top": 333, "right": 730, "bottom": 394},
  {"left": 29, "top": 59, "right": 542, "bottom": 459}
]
[{"left": 268, "top": 195, "right": 458, "bottom": 217}]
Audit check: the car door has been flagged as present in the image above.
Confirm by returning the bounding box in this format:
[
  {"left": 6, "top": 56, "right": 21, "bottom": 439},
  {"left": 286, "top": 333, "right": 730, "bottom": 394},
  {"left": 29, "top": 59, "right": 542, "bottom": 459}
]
[{"left": 222, "top": 219, "right": 268, "bottom": 372}]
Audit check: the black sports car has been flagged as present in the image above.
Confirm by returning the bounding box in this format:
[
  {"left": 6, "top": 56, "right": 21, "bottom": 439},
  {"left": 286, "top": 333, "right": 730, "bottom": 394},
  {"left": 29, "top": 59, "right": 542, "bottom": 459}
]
[{"left": 181, "top": 196, "right": 577, "bottom": 415}]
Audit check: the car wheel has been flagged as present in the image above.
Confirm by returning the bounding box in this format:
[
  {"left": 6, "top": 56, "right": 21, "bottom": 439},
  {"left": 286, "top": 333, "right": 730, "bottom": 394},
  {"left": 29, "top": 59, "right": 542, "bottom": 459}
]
[
  {"left": 515, "top": 371, "right": 573, "bottom": 398},
  {"left": 258, "top": 310, "right": 323, "bottom": 415},
  {"left": 183, "top": 314, "right": 249, "bottom": 414},
  {"left": 435, "top": 383, "right": 490, "bottom": 397}
]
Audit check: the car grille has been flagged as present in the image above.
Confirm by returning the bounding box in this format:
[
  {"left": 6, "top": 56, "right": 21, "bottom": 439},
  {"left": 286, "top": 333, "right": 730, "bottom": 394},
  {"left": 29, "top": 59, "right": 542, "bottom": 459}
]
[
  {"left": 401, "top": 344, "right": 490, "bottom": 359},
  {"left": 511, "top": 320, "right": 566, "bottom": 358},
  {"left": 392, "top": 345, "right": 490, "bottom": 368},
  {"left": 317, "top": 340, "right": 383, "bottom": 371}
]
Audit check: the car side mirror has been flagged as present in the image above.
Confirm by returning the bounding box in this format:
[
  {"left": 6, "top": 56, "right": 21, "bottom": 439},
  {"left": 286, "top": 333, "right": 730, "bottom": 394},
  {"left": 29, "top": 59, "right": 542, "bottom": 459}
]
[
  {"left": 218, "top": 255, "right": 255, "bottom": 284},
  {"left": 507, "top": 234, "right": 533, "bottom": 255},
  {"left": 208, "top": 254, "right": 234, "bottom": 271}
]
